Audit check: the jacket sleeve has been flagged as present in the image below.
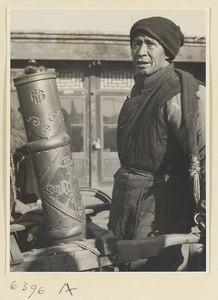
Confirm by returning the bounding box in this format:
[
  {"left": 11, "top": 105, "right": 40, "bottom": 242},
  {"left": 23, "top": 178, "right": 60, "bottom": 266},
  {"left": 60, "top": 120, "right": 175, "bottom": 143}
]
[{"left": 163, "top": 85, "right": 206, "bottom": 209}]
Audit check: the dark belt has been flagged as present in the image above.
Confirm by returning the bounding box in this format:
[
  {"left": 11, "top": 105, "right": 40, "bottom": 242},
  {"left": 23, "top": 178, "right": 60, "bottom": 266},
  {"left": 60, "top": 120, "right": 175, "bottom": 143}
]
[{"left": 120, "top": 164, "right": 170, "bottom": 180}]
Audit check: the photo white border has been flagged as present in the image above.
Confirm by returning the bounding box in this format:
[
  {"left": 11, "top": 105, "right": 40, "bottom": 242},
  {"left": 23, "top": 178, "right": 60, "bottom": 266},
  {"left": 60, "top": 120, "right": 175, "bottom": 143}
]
[{"left": 1, "top": 1, "right": 217, "bottom": 300}]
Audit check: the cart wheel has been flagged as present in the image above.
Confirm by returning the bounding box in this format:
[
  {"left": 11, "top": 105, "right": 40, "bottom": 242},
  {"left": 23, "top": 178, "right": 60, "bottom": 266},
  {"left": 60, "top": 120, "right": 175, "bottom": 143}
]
[
  {"left": 79, "top": 187, "right": 111, "bottom": 207},
  {"left": 80, "top": 187, "right": 111, "bottom": 233}
]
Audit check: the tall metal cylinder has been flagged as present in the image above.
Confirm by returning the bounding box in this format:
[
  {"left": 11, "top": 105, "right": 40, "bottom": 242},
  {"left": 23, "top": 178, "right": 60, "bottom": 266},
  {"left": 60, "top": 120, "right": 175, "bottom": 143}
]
[{"left": 13, "top": 71, "right": 86, "bottom": 242}]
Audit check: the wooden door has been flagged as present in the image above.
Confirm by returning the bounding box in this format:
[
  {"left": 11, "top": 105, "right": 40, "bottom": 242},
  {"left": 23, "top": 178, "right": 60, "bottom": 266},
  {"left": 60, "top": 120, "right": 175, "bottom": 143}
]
[
  {"left": 89, "top": 63, "right": 135, "bottom": 196},
  {"left": 57, "top": 63, "right": 90, "bottom": 188}
]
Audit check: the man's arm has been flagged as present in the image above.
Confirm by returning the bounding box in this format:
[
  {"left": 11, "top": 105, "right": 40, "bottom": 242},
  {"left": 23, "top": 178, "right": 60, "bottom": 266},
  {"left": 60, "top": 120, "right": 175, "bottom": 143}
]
[{"left": 163, "top": 85, "right": 206, "bottom": 220}]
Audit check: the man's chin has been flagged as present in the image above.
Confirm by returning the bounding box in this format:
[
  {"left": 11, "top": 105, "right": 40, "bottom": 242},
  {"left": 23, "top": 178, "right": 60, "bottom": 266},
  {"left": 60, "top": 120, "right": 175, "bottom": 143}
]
[{"left": 136, "top": 69, "right": 152, "bottom": 76}]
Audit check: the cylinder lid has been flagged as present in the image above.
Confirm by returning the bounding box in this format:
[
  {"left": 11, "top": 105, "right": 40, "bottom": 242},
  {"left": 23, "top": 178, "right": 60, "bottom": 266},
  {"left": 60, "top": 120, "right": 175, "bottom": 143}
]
[{"left": 13, "top": 71, "right": 56, "bottom": 86}]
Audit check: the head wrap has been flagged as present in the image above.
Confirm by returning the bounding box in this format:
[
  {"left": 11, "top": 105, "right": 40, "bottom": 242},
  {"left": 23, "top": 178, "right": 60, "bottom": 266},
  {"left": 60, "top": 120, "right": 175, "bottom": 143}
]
[{"left": 130, "top": 17, "right": 185, "bottom": 59}]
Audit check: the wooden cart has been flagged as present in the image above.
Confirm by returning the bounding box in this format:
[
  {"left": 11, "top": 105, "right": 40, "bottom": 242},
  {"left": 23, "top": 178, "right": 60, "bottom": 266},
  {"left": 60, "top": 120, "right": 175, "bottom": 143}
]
[{"left": 10, "top": 187, "right": 204, "bottom": 272}]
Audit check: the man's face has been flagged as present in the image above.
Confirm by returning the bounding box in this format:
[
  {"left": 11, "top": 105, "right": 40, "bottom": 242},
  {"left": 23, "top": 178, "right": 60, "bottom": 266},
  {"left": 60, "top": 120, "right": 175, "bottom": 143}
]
[{"left": 131, "top": 31, "right": 169, "bottom": 76}]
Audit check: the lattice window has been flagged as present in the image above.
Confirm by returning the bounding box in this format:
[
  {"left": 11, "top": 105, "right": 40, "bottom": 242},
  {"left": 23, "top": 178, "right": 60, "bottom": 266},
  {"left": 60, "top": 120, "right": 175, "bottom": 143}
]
[
  {"left": 100, "top": 66, "right": 135, "bottom": 90},
  {"left": 56, "top": 66, "right": 84, "bottom": 91}
]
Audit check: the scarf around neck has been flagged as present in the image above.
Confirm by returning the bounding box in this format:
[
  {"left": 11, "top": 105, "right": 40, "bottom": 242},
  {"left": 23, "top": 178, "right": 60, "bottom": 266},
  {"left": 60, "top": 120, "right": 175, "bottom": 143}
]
[{"left": 128, "top": 64, "right": 202, "bottom": 203}]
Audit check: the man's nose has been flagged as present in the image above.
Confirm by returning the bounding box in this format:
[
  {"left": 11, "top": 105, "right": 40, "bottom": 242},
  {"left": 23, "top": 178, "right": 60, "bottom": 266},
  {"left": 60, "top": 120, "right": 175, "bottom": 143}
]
[{"left": 137, "top": 42, "right": 148, "bottom": 56}]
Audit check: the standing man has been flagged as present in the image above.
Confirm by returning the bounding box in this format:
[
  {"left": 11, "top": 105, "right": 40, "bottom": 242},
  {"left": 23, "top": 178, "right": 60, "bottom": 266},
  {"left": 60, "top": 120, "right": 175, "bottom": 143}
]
[{"left": 108, "top": 17, "right": 206, "bottom": 271}]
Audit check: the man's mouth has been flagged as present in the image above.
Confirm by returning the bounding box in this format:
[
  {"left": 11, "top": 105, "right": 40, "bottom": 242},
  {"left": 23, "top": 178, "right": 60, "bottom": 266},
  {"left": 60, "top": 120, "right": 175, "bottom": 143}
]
[{"left": 136, "top": 61, "right": 150, "bottom": 66}]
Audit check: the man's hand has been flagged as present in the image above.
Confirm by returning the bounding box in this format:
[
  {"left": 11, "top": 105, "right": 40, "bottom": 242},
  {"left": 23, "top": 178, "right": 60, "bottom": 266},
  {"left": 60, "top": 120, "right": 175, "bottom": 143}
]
[{"left": 12, "top": 209, "right": 46, "bottom": 244}]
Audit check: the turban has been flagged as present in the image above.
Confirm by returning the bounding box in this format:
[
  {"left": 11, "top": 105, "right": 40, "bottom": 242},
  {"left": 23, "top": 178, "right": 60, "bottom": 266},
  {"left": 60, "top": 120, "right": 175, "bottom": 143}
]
[{"left": 130, "top": 17, "right": 185, "bottom": 59}]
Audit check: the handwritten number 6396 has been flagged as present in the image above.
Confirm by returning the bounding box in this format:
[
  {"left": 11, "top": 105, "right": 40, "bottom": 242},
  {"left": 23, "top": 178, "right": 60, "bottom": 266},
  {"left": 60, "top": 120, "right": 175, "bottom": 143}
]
[{"left": 10, "top": 281, "right": 45, "bottom": 298}]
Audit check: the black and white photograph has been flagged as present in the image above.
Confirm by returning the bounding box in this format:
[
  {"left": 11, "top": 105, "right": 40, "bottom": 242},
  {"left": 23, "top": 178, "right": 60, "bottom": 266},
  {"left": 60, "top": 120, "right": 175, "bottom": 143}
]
[
  {"left": 8, "top": 7, "right": 208, "bottom": 274},
  {"left": 2, "top": 2, "right": 218, "bottom": 299}
]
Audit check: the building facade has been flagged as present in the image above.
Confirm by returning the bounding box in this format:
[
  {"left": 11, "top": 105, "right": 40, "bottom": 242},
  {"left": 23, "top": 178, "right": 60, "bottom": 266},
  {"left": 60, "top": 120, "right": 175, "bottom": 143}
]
[{"left": 10, "top": 32, "right": 206, "bottom": 196}]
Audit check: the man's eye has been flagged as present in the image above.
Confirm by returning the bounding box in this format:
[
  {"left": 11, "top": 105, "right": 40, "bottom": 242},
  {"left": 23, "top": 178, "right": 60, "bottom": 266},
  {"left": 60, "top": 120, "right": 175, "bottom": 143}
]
[
  {"left": 146, "top": 41, "right": 155, "bottom": 47},
  {"left": 132, "top": 43, "right": 140, "bottom": 49},
  {"left": 133, "top": 41, "right": 140, "bottom": 46}
]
